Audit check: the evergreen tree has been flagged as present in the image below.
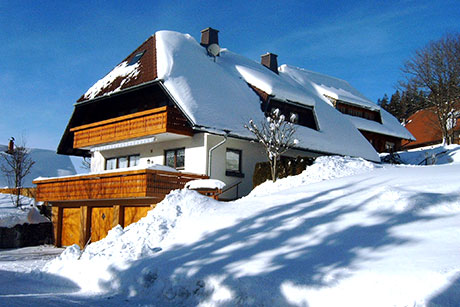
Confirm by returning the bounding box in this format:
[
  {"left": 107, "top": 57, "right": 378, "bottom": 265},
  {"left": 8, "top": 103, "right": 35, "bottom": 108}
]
[{"left": 378, "top": 94, "right": 389, "bottom": 109}]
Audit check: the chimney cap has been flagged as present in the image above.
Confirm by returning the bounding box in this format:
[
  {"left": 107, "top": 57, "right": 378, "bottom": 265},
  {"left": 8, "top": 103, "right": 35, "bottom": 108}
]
[
  {"left": 261, "top": 52, "right": 278, "bottom": 57},
  {"left": 201, "top": 27, "right": 219, "bottom": 33}
]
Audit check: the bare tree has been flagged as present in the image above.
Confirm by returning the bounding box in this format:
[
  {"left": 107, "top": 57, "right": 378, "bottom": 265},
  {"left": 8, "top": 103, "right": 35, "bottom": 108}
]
[
  {"left": 81, "top": 157, "right": 91, "bottom": 171},
  {"left": 400, "top": 33, "right": 460, "bottom": 144},
  {"left": 0, "top": 138, "right": 35, "bottom": 207},
  {"left": 245, "top": 109, "right": 298, "bottom": 182}
]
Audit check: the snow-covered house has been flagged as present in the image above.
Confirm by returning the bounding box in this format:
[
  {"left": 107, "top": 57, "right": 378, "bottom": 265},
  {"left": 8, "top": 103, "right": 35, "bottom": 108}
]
[{"left": 34, "top": 28, "right": 413, "bottom": 247}]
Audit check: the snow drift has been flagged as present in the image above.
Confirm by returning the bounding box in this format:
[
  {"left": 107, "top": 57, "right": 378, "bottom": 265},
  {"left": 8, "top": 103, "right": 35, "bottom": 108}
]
[{"left": 45, "top": 155, "right": 460, "bottom": 306}]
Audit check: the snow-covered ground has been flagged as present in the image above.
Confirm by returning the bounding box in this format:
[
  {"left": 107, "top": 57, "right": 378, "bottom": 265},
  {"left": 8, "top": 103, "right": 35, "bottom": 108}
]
[
  {"left": 1, "top": 147, "right": 460, "bottom": 306},
  {"left": 0, "top": 194, "right": 48, "bottom": 228}
]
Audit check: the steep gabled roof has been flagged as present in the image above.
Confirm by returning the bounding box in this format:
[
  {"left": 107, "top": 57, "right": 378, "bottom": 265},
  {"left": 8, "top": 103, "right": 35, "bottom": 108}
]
[{"left": 77, "top": 35, "right": 158, "bottom": 103}]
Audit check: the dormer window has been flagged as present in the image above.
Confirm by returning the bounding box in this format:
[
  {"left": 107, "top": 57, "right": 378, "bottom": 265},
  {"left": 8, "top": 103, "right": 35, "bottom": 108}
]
[
  {"left": 128, "top": 50, "right": 145, "bottom": 66},
  {"left": 265, "top": 100, "right": 318, "bottom": 130},
  {"left": 335, "top": 101, "right": 382, "bottom": 123}
]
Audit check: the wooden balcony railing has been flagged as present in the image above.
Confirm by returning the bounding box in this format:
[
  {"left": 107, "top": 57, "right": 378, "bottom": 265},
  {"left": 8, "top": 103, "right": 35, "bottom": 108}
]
[
  {"left": 33, "top": 168, "right": 207, "bottom": 202},
  {"left": 70, "top": 106, "right": 193, "bottom": 149}
]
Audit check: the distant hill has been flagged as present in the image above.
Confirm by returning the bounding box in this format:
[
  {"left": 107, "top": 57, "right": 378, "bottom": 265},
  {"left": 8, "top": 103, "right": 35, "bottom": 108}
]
[{"left": 0, "top": 145, "right": 76, "bottom": 187}]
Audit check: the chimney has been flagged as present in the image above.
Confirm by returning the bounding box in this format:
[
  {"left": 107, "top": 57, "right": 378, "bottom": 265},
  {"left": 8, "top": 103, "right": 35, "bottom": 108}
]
[
  {"left": 200, "top": 27, "right": 219, "bottom": 47},
  {"left": 261, "top": 53, "right": 278, "bottom": 74},
  {"left": 7, "top": 137, "right": 14, "bottom": 154}
]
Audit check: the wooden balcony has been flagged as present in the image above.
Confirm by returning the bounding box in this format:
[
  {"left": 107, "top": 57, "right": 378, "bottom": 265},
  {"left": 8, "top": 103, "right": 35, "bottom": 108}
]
[
  {"left": 33, "top": 168, "right": 207, "bottom": 202},
  {"left": 70, "top": 106, "right": 193, "bottom": 149}
]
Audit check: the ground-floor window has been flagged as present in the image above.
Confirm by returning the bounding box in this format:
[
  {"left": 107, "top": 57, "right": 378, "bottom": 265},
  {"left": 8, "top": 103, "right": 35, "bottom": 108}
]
[
  {"left": 165, "top": 148, "right": 185, "bottom": 169},
  {"left": 226, "top": 148, "right": 244, "bottom": 177},
  {"left": 105, "top": 154, "right": 140, "bottom": 170}
]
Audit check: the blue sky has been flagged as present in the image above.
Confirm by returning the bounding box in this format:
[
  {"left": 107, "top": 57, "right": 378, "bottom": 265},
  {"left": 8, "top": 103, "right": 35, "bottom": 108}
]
[{"left": 1, "top": 0, "right": 459, "bottom": 153}]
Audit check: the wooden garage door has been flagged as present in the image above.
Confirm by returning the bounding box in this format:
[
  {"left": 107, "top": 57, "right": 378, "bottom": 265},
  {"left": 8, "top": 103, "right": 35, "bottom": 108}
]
[
  {"left": 61, "top": 207, "right": 80, "bottom": 246},
  {"left": 91, "top": 207, "right": 114, "bottom": 243},
  {"left": 124, "top": 206, "right": 152, "bottom": 227}
]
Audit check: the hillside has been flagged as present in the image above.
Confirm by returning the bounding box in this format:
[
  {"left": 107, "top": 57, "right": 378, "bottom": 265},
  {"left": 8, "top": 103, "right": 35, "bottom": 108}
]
[
  {"left": 0, "top": 145, "right": 76, "bottom": 187},
  {"left": 43, "top": 153, "right": 460, "bottom": 306}
]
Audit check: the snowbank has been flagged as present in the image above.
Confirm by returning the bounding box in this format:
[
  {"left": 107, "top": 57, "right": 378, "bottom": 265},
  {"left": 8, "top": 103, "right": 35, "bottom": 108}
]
[
  {"left": 387, "top": 144, "right": 460, "bottom": 165},
  {"left": 0, "top": 194, "right": 48, "bottom": 228},
  {"left": 250, "top": 155, "right": 380, "bottom": 197},
  {"left": 44, "top": 156, "right": 460, "bottom": 306}
]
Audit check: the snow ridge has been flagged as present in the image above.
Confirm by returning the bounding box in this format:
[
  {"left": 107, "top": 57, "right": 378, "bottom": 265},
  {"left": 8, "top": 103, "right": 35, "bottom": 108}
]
[{"left": 250, "top": 155, "right": 380, "bottom": 197}]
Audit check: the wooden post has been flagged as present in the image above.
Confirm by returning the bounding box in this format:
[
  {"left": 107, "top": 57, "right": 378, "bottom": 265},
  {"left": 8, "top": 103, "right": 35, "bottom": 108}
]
[
  {"left": 79, "top": 206, "right": 91, "bottom": 248},
  {"left": 52, "top": 206, "right": 62, "bottom": 247},
  {"left": 113, "top": 205, "right": 124, "bottom": 228}
]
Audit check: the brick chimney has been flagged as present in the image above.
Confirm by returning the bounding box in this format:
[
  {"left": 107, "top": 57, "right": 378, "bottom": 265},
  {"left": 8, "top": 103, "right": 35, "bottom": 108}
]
[
  {"left": 7, "top": 137, "right": 14, "bottom": 154},
  {"left": 200, "top": 27, "right": 219, "bottom": 47},
  {"left": 261, "top": 53, "right": 278, "bottom": 74}
]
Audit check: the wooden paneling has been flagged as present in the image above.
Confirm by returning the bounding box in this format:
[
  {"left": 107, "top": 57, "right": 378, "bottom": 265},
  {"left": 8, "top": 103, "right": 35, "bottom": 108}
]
[
  {"left": 34, "top": 169, "right": 207, "bottom": 202},
  {"left": 61, "top": 208, "right": 80, "bottom": 247},
  {"left": 70, "top": 106, "right": 192, "bottom": 148},
  {"left": 124, "top": 206, "right": 151, "bottom": 227},
  {"left": 91, "top": 207, "right": 114, "bottom": 243},
  {"left": 0, "top": 187, "right": 36, "bottom": 198},
  {"left": 360, "top": 130, "right": 402, "bottom": 153}
]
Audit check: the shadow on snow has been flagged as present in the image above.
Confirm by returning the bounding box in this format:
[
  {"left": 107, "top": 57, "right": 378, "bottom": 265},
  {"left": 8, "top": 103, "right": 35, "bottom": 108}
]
[{"left": 98, "top": 179, "right": 458, "bottom": 305}]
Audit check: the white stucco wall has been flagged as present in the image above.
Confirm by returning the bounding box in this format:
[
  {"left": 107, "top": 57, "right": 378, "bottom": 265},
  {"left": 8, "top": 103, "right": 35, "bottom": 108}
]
[
  {"left": 89, "top": 132, "right": 320, "bottom": 199},
  {"left": 205, "top": 134, "right": 266, "bottom": 199},
  {"left": 90, "top": 134, "right": 207, "bottom": 175}
]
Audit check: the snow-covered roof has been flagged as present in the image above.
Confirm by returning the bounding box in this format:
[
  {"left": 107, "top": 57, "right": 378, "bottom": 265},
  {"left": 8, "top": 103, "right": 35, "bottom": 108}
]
[
  {"left": 280, "top": 65, "right": 379, "bottom": 110},
  {"left": 71, "top": 29, "right": 415, "bottom": 162},
  {"left": 155, "top": 30, "right": 379, "bottom": 162},
  {"left": 347, "top": 108, "right": 415, "bottom": 140},
  {"left": 279, "top": 65, "right": 414, "bottom": 140},
  {"left": 82, "top": 61, "right": 140, "bottom": 101}
]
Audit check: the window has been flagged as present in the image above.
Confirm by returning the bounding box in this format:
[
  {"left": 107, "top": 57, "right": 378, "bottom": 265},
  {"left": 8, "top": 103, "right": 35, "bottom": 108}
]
[
  {"left": 335, "top": 101, "right": 382, "bottom": 123},
  {"left": 130, "top": 155, "right": 139, "bottom": 167},
  {"left": 128, "top": 50, "right": 145, "bottom": 66},
  {"left": 106, "top": 158, "right": 117, "bottom": 170},
  {"left": 105, "top": 154, "right": 140, "bottom": 170},
  {"left": 165, "top": 148, "right": 185, "bottom": 169},
  {"left": 226, "top": 148, "right": 244, "bottom": 177},
  {"left": 118, "top": 156, "right": 128, "bottom": 168},
  {"left": 265, "top": 100, "right": 318, "bottom": 130}
]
